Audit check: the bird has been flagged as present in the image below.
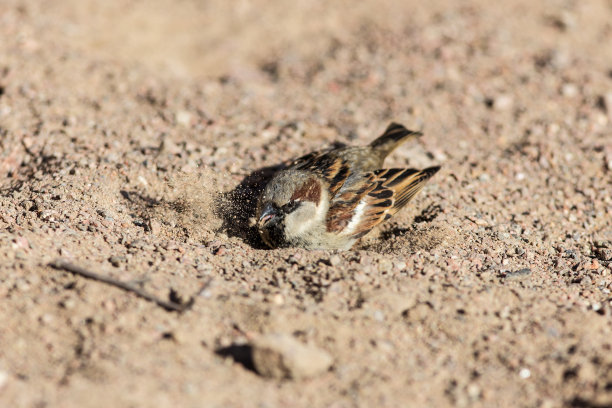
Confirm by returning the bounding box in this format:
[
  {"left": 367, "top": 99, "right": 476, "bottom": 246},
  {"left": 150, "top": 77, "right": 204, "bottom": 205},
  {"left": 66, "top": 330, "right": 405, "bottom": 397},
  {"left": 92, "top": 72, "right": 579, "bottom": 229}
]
[{"left": 256, "top": 123, "right": 440, "bottom": 250}]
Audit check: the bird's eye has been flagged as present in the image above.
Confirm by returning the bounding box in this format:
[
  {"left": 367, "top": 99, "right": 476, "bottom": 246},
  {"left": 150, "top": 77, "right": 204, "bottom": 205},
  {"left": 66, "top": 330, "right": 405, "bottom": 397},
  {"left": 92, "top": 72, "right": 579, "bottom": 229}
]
[{"left": 282, "top": 200, "right": 300, "bottom": 213}]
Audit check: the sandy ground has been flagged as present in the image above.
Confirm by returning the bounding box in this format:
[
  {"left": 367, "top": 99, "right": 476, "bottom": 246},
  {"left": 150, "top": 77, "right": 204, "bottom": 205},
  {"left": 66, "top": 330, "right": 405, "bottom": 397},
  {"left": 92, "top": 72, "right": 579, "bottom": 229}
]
[{"left": 1, "top": 0, "right": 611, "bottom": 407}]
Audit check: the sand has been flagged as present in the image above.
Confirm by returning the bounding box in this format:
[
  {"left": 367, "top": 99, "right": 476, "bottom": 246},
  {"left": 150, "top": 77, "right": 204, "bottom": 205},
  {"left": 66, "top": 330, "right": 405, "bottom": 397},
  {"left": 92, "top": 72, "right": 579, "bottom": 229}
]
[{"left": 0, "top": 0, "right": 611, "bottom": 407}]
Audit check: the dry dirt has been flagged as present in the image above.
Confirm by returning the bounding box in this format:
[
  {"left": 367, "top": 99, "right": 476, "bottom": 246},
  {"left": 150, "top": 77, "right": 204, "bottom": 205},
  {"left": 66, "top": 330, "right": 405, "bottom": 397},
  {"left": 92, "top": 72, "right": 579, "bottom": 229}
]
[{"left": 1, "top": 0, "right": 611, "bottom": 407}]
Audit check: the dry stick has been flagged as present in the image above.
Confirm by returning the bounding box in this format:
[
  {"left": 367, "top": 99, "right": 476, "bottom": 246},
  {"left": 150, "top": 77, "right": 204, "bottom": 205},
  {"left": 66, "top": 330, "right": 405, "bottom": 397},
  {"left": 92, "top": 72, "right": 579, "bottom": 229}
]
[{"left": 50, "top": 259, "right": 195, "bottom": 313}]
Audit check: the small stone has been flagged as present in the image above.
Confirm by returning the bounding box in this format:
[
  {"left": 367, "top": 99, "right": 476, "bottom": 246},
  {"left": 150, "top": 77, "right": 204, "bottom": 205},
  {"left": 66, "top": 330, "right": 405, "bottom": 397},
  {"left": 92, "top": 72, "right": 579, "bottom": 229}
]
[
  {"left": 551, "top": 11, "right": 575, "bottom": 31},
  {"left": 171, "top": 330, "right": 187, "bottom": 344},
  {"left": 467, "top": 383, "right": 481, "bottom": 401},
  {"left": 588, "top": 259, "right": 600, "bottom": 270},
  {"left": 0, "top": 370, "right": 7, "bottom": 390},
  {"left": 505, "top": 268, "right": 531, "bottom": 279},
  {"left": 594, "top": 248, "right": 612, "bottom": 261},
  {"left": 491, "top": 94, "right": 514, "bottom": 111},
  {"left": 287, "top": 252, "right": 303, "bottom": 264},
  {"left": 149, "top": 219, "right": 161, "bottom": 235},
  {"left": 39, "top": 313, "right": 54, "bottom": 325},
  {"left": 15, "top": 278, "right": 30, "bottom": 292},
  {"left": 499, "top": 232, "right": 511, "bottom": 240},
  {"left": 59, "top": 298, "right": 76, "bottom": 309},
  {"left": 109, "top": 255, "right": 125, "bottom": 267},
  {"left": 160, "top": 138, "right": 182, "bottom": 155},
  {"left": 372, "top": 310, "right": 385, "bottom": 322},
  {"left": 329, "top": 254, "right": 342, "bottom": 267},
  {"left": 176, "top": 110, "right": 192, "bottom": 127},
  {"left": 561, "top": 83, "right": 578, "bottom": 98},
  {"left": 251, "top": 333, "right": 333, "bottom": 380},
  {"left": 519, "top": 368, "right": 531, "bottom": 379},
  {"left": 548, "top": 49, "right": 570, "bottom": 70},
  {"left": 13, "top": 236, "right": 30, "bottom": 249},
  {"left": 600, "top": 92, "right": 612, "bottom": 119},
  {"left": 379, "top": 259, "right": 393, "bottom": 273}
]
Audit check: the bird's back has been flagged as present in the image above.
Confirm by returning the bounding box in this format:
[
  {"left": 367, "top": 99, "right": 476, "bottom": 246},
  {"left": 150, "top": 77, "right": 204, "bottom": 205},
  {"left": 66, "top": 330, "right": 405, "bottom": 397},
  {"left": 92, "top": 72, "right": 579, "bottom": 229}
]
[{"left": 289, "top": 122, "right": 421, "bottom": 176}]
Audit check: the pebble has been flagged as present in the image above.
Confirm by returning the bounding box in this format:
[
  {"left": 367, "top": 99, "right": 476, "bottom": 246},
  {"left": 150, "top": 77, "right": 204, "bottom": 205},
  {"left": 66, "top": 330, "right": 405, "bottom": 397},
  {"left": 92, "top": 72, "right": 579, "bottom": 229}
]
[
  {"left": 467, "top": 383, "right": 482, "bottom": 401},
  {"left": 0, "top": 370, "right": 7, "bottom": 390},
  {"left": 378, "top": 259, "right": 393, "bottom": 273},
  {"left": 59, "top": 298, "right": 76, "bottom": 309},
  {"left": 519, "top": 368, "right": 531, "bottom": 379},
  {"left": 551, "top": 11, "right": 575, "bottom": 31},
  {"left": 15, "top": 278, "right": 30, "bottom": 292},
  {"left": 594, "top": 248, "right": 612, "bottom": 261},
  {"left": 39, "top": 313, "right": 54, "bottom": 325},
  {"left": 505, "top": 268, "right": 532, "bottom": 279},
  {"left": 251, "top": 333, "right": 333, "bottom": 380},
  {"left": 601, "top": 92, "right": 612, "bottom": 119},
  {"left": 561, "top": 83, "right": 578, "bottom": 98},
  {"left": 492, "top": 94, "right": 514, "bottom": 111},
  {"left": 149, "top": 219, "right": 161, "bottom": 235},
  {"left": 588, "top": 259, "right": 600, "bottom": 270},
  {"left": 176, "top": 110, "right": 192, "bottom": 127},
  {"left": 372, "top": 310, "right": 385, "bottom": 322},
  {"left": 271, "top": 294, "right": 285, "bottom": 305},
  {"left": 548, "top": 49, "right": 570, "bottom": 70},
  {"left": 329, "top": 254, "right": 342, "bottom": 267},
  {"left": 109, "top": 255, "right": 125, "bottom": 267}
]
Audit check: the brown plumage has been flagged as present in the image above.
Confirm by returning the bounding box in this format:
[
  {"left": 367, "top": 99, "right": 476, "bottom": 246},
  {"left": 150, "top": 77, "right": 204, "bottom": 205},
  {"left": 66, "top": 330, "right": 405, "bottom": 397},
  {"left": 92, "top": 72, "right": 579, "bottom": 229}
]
[{"left": 256, "top": 123, "right": 440, "bottom": 250}]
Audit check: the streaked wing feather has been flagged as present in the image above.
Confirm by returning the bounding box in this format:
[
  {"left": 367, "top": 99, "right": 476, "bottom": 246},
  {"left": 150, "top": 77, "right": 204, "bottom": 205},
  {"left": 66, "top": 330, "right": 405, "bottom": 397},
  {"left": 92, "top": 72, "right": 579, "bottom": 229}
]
[
  {"left": 327, "top": 166, "right": 440, "bottom": 239},
  {"left": 290, "top": 150, "right": 351, "bottom": 196},
  {"left": 326, "top": 173, "right": 377, "bottom": 233}
]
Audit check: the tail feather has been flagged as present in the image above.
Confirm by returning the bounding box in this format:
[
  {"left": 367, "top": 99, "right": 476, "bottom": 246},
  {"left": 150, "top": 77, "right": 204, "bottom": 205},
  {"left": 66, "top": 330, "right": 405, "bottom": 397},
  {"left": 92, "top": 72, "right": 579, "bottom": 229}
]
[
  {"left": 374, "top": 166, "right": 440, "bottom": 213},
  {"left": 369, "top": 122, "right": 422, "bottom": 159},
  {"left": 392, "top": 166, "right": 440, "bottom": 211}
]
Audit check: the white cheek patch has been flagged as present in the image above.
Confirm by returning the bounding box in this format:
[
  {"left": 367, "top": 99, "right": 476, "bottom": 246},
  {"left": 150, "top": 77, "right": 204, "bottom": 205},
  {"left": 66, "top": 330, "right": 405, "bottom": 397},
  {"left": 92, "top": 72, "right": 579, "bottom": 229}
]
[
  {"left": 344, "top": 199, "right": 367, "bottom": 235},
  {"left": 285, "top": 192, "right": 328, "bottom": 238}
]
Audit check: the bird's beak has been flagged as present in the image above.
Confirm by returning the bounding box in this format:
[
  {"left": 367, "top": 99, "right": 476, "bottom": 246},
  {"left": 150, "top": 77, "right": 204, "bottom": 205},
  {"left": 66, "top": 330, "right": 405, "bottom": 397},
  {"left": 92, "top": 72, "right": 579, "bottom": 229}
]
[{"left": 258, "top": 203, "right": 279, "bottom": 228}]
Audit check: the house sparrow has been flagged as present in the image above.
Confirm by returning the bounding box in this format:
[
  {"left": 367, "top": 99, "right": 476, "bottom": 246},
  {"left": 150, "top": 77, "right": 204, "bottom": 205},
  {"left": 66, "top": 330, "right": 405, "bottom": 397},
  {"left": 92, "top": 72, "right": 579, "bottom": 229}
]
[{"left": 256, "top": 123, "right": 440, "bottom": 250}]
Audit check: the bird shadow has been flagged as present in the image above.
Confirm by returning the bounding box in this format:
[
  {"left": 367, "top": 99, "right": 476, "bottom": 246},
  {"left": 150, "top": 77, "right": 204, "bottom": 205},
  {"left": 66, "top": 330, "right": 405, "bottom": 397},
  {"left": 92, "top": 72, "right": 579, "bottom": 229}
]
[
  {"left": 215, "top": 163, "right": 285, "bottom": 249},
  {"left": 413, "top": 203, "right": 443, "bottom": 224}
]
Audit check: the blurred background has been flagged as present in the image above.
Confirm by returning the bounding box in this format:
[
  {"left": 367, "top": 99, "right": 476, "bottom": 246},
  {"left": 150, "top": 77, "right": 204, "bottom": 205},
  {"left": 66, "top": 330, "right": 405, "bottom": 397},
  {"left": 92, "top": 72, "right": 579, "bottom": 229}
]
[{"left": 28, "top": 0, "right": 612, "bottom": 80}]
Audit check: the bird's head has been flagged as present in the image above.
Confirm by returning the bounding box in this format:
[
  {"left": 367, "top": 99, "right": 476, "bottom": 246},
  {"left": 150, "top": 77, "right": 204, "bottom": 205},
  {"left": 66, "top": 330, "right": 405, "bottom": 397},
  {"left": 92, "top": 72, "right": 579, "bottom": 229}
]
[{"left": 256, "top": 170, "right": 326, "bottom": 248}]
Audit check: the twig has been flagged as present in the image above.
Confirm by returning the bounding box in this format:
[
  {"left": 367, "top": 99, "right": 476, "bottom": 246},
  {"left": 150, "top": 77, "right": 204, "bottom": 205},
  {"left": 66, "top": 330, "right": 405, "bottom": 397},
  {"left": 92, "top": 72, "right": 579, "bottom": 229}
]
[{"left": 49, "top": 259, "right": 195, "bottom": 313}]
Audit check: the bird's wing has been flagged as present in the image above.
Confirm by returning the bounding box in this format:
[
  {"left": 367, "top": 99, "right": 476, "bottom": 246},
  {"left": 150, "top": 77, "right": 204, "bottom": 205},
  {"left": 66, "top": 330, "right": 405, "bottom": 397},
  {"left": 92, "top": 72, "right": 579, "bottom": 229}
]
[
  {"left": 326, "top": 167, "right": 440, "bottom": 239},
  {"left": 289, "top": 150, "right": 351, "bottom": 196}
]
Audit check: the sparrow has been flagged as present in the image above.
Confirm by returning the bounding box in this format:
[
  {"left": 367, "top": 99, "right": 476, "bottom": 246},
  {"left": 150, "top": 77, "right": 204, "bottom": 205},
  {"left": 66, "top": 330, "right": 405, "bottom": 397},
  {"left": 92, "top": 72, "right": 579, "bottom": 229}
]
[{"left": 256, "top": 123, "right": 440, "bottom": 250}]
